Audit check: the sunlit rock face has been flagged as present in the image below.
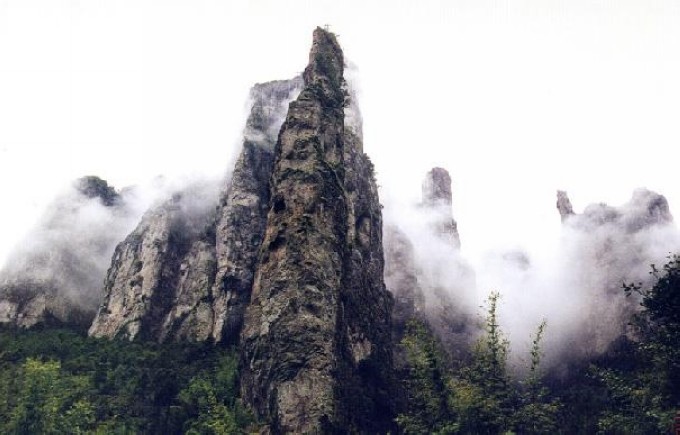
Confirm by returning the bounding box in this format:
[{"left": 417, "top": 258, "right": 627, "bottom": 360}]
[
  {"left": 240, "top": 27, "right": 394, "bottom": 433},
  {"left": 89, "top": 79, "right": 303, "bottom": 342},
  {"left": 556, "top": 188, "right": 678, "bottom": 358},
  {"left": 0, "top": 176, "right": 133, "bottom": 329}
]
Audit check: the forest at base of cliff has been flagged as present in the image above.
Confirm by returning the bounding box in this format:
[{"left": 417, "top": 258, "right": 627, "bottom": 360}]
[{"left": 0, "top": 255, "right": 677, "bottom": 434}]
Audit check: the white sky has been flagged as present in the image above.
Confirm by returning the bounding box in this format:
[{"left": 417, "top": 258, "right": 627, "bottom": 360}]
[{"left": 2, "top": 0, "right": 680, "bottom": 266}]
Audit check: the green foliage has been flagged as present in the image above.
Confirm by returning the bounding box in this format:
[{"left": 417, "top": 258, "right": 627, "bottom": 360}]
[
  {"left": 179, "top": 354, "right": 252, "bottom": 434},
  {"left": 452, "top": 292, "right": 513, "bottom": 434},
  {"left": 396, "top": 320, "right": 458, "bottom": 434},
  {"left": 591, "top": 255, "right": 680, "bottom": 433},
  {"left": 397, "top": 292, "right": 560, "bottom": 435},
  {"left": 514, "top": 321, "right": 560, "bottom": 434},
  {"left": 0, "top": 328, "right": 249, "bottom": 434},
  {"left": 5, "top": 358, "right": 95, "bottom": 434}
]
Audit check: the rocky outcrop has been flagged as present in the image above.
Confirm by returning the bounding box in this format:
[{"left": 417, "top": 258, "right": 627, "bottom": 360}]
[
  {"left": 557, "top": 188, "right": 677, "bottom": 355},
  {"left": 386, "top": 169, "right": 475, "bottom": 358},
  {"left": 240, "top": 27, "right": 394, "bottom": 433},
  {"left": 556, "top": 190, "right": 574, "bottom": 222},
  {"left": 422, "top": 167, "right": 461, "bottom": 248},
  {"left": 0, "top": 177, "right": 132, "bottom": 329},
  {"left": 88, "top": 183, "right": 219, "bottom": 340},
  {"left": 89, "top": 79, "right": 303, "bottom": 342},
  {"left": 210, "top": 77, "right": 303, "bottom": 343}
]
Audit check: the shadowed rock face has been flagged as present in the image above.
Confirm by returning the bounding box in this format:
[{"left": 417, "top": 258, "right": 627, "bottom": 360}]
[
  {"left": 0, "top": 177, "right": 131, "bottom": 329},
  {"left": 240, "top": 27, "right": 394, "bottom": 433},
  {"left": 89, "top": 79, "right": 303, "bottom": 342}
]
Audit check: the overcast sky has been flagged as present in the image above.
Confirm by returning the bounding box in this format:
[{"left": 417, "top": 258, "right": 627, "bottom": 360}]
[{"left": 2, "top": 0, "right": 680, "bottom": 267}]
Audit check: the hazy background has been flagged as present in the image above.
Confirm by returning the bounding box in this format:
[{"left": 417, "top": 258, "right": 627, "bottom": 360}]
[{"left": 2, "top": 0, "right": 680, "bottom": 355}]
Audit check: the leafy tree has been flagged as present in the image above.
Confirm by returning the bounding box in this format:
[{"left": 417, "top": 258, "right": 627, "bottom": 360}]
[
  {"left": 5, "top": 358, "right": 95, "bottom": 434},
  {"left": 0, "top": 328, "right": 250, "bottom": 433},
  {"left": 178, "top": 353, "right": 252, "bottom": 434},
  {"left": 514, "top": 320, "right": 561, "bottom": 434},
  {"left": 396, "top": 320, "right": 457, "bottom": 434},
  {"left": 451, "top": 292, "right": 512, "bottom": 434},
  {"left": 593, "top": 255, "right": 680, "bottom": 433}
]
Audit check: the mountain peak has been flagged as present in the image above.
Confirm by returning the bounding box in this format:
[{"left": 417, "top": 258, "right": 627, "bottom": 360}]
[{"left": 556, "top": 190, "right": 574, "bottom": 222}]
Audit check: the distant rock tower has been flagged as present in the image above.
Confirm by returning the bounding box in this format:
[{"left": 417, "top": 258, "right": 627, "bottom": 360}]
[
  {"left": 556, "top": 190, "right": 574, "bottom": 222},
  {"left": 422, "top": 167, "right": 461, "bottom": 248}
]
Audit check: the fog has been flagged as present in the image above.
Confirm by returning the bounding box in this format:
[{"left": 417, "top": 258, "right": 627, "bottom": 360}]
[
  {"left": 2, "top": 1, "right": 680, "bottom": 365},
  {"left": 385, "top": 184, "right": 680, "bottom": 370}
]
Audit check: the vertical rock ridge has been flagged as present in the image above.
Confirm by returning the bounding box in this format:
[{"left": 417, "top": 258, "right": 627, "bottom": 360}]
[
  {"left": 557, "top": 190, "right": 574, "bottom": 222},
  {"left": 210, "top": 77, "right": 303, "bottom": 343},
  {"left": 89, "top": 79, "right": 302, "bottom": 343},
  {"left": 422, "top": 167, "right": 461, "bottom": 248},
  {"left": 240, "top": 27, "right": 394, "bottom": 433}
]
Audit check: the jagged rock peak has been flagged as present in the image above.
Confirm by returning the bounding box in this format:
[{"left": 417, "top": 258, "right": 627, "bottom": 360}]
[
  {"left": 556, "top": 190, "right": 574, "bottom": 222},
  {"left": 88, "top": 77, "right": 302, "bottom": 343},
  {"left": 421, "top": 167, "right": 461, "bottom": 248},
  {"left": 564, "top": 188, "right": 673, "bottom": 233},
  {"left": 75, "top": 176, "right": 120, "bottom": 206},
  {"left": 240, "top": 27, "right": 394, "bottom": 433},
  {"left": 244, "top": 77, "right": 304, "bottom": 146},
  {"left": 302, "top": 27, "right": 344, "bottom": 106},
  {"left": 422, "top": 167, "right": 453, "bottom": 206}
]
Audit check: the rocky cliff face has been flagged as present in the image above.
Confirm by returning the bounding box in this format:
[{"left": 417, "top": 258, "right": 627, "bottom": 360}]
[
  {"left": 240, "top": 27, "right": 394, "bottom": 433},
  {"left": 89, "top": 79, "right": 303, "bottom": 342},
  {"left": 0, "top": 177, "right": 133, "bottom": 329}
]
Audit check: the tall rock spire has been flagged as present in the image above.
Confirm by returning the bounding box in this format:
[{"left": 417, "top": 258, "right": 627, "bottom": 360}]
[
  {"left": 240, "top": 27, "right": 394, "bottom": 433},
  {"left": 422, "top": 167, "right": 461, "bottom": 248},
  {"left": 556, "top": 190, "right": 574, "bottom": 222}
]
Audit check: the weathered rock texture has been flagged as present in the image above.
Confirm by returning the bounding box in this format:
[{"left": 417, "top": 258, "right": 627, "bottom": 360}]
[
  {"left": 210, "top": 77, "right": 303, "bottom": 344},
  {"left": 240, "top": 27, "right": 394, "bottom": 433},
  {"left": 0, "top": 177, "right": 132, "bottom": 329},
  {"left": 557, "top": 188, "right": 677, "bottom": 356},
  {"left": 89, "top": 79, "right": 303, "bottom": 342}
]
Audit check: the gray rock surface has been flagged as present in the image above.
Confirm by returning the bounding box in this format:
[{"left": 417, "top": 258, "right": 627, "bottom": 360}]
[
  {"left": 88, "top": 183, "right": 218, "bottom": 340},
  {"left": 556, "top": 190, "right": 574, "bottom": 222},
  {"left": 240, "top": 27, "right": 394, "bottom": 433},
  {"left": 89, "top": 79, "right": 302, "bottom": 342},
  {"left": 422, "top": 167, "right": 461, "bottom": 248}
]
